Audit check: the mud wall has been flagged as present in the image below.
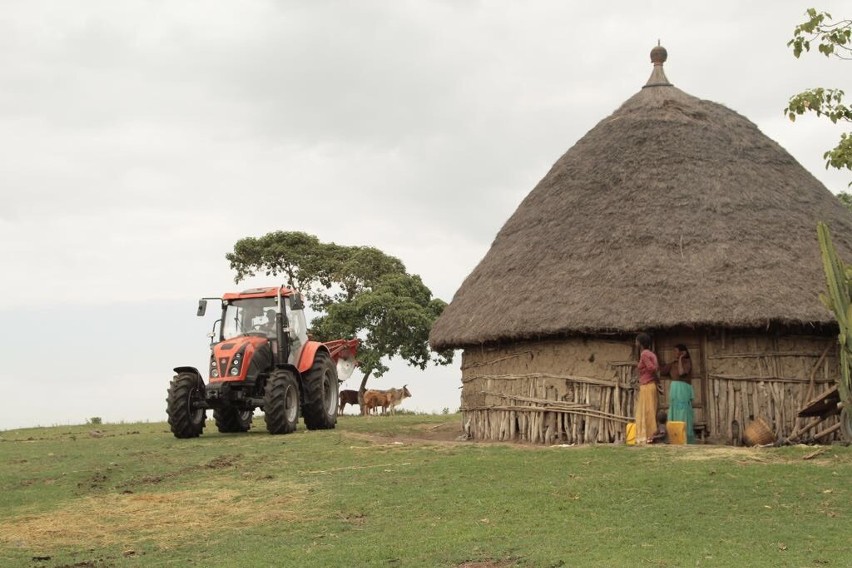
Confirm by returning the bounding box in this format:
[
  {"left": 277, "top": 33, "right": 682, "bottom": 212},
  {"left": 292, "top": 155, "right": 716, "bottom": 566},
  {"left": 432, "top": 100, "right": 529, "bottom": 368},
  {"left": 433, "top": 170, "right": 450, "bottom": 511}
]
[{"left": 459, "top": 331, "right": 841, "bottom": 445}]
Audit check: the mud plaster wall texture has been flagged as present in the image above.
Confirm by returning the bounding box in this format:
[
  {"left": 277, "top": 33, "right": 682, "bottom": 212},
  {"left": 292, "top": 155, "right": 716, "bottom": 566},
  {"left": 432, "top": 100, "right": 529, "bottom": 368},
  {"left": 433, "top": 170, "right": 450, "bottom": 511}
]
[
  {"left": 460, "top": 338, "right": 634, "bottom": 444},
  {"left": 459, "top": 332, "right": 841, "bottom": 445},
  {"left": 702, "top": 331, "right": 840, "bottom": 444}
]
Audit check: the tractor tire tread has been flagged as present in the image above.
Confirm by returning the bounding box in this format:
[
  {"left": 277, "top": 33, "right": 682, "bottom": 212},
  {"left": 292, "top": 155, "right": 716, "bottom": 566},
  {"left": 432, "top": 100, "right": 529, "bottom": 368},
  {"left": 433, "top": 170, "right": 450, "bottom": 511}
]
[
  {"left": 166, "top": 372, "right": 206, "bottom": 439},
  {"left": 264, "top": 370, "right": 299, "bottom": 435},
  {"left": 214, "top": 407, "right": 252, "bottom": 433},
  {"left": 302, "top": 351, "right": 338, "bottom": 430}
]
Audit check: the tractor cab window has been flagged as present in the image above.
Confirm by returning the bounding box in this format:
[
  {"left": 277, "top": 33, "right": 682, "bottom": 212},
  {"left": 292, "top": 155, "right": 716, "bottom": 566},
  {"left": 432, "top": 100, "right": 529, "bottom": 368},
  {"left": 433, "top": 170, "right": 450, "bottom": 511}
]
[
  {"left": 222, "top": 298, "right": 279, "bottom": 340},
  {"left": 286, "top": 296, "right": 309, "bottom": 364}
]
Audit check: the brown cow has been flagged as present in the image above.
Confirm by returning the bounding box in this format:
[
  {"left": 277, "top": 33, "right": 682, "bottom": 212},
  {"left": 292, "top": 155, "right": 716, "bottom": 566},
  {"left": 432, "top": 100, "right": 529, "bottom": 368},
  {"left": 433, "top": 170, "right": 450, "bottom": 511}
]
[
  {"left": 362, "top": 389, "right": 389, "bottom": 416},
  {"left": 339, "top": 389, "right": 359, "bottom": 414},
  {"left": 364, "top": 389, "right": 390, "bottom": 416},
  {"left": 362, "top": 386, "right": 412, "bottom": 416}
]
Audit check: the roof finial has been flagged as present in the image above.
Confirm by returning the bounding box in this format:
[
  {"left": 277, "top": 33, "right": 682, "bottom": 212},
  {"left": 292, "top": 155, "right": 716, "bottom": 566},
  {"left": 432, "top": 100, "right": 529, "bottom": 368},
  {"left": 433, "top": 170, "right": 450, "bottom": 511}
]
[{"left": 644, "top": 42, "right": 673, "bottom": 89}]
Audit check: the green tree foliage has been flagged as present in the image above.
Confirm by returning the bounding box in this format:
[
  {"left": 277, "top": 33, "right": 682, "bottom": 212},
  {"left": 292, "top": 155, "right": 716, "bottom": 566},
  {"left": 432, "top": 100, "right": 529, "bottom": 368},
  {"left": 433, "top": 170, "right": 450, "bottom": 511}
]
[
  {"left": 226, "top": 231, "right": 453, "bottom": 392},
  {"left": 785, "top": 9, "right": 852, "bottom": 174},
  {"left": 227, "top": 232, "right": 337, "bottom": 301}
]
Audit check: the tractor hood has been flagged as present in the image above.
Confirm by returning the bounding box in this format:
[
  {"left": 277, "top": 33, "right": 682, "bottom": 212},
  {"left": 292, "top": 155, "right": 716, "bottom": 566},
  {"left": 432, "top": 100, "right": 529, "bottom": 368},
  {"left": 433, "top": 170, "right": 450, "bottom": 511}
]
[{"left": 209, "top": 335, "right": 270, "bottom": 383}]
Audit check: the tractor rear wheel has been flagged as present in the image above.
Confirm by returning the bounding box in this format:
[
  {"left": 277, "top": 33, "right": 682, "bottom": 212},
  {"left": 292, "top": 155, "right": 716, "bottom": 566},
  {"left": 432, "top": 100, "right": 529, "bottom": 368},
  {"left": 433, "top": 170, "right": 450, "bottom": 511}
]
[
  {"left": 167, "top": 372, "right": 206, "bottom": 438},
  {"left": 264, "top": 369, "right": 299, "bottom": 434},
  {"left": 302, "top": 351, "right": 339, "bottom": 430},
  {"left": 214, "top": 407, "right": 253, "bottom": 433}
]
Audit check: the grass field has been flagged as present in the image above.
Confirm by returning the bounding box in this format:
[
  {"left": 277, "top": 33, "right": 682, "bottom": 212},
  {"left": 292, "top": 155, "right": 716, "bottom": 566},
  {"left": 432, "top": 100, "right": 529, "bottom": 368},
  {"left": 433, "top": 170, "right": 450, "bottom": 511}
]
[{"left": 0, "top": 413, "right": 850, "bottom": 567}]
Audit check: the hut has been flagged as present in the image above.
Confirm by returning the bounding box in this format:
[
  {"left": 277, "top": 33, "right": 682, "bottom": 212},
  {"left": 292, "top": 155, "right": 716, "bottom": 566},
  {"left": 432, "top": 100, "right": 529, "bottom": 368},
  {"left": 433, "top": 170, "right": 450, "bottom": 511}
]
[{"left": 429, "top": 46, "right": 852, "bottom": 445}]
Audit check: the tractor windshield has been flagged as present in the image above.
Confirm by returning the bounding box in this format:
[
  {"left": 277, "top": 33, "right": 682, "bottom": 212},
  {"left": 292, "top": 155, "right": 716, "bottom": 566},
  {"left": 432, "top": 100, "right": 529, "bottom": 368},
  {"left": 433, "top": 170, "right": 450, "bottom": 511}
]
[{"left": 222, "top": 298, "right": 279, "bottom": 340}]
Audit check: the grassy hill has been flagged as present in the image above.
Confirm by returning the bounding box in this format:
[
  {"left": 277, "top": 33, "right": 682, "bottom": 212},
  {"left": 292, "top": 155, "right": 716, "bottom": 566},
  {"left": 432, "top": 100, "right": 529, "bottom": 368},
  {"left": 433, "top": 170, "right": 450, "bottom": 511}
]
[{"left": 0, "top": 414, "right": 850, "bottom": 567}]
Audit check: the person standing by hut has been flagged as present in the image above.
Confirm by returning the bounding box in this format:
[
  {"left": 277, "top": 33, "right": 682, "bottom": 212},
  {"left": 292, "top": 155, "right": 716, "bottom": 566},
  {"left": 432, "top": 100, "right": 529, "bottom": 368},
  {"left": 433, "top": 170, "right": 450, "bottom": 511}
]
[
  {"left": 635, "top": 333, "right": 659, "bottom": 444},
  {"left": 661, "top": 344, "right": 696, "bottom": 444}
]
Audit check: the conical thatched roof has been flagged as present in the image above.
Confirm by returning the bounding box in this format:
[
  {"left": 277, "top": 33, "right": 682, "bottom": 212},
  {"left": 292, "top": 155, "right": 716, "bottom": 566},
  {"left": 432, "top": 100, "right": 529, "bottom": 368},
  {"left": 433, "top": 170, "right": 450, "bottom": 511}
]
[{"left": 430, "top": 46, "right": 852, "bottom": 350}]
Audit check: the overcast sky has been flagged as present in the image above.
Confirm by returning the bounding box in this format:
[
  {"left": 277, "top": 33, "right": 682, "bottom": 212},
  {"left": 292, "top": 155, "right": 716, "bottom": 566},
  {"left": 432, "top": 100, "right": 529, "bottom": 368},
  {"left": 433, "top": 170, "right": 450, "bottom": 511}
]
[{"left": 1, "top": 1, "right": 849, "bottom": 430}]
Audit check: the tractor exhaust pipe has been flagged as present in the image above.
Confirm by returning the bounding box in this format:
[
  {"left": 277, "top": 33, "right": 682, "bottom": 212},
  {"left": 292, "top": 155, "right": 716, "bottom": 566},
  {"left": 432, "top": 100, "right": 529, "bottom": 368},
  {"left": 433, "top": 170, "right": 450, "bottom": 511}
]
[{"left": 275, "top": 286, "right": 290, "bottom": 365}]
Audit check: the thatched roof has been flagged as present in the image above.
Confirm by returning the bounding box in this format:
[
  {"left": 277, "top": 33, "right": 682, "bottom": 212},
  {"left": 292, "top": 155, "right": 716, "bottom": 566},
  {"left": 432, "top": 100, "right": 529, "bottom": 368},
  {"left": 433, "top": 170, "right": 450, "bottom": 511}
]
[{"left": 430, "top": 46, "right": 852, "bottom": 350}]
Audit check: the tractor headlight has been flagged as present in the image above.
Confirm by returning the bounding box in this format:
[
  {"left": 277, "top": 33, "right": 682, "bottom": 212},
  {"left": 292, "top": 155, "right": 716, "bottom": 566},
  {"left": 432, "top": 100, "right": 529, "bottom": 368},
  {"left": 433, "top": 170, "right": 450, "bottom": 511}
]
[
  {"left": 228, "top": 347, "right": 247, "bottom": 377},
  {"left": 211, "top": 368, "right": 219, "bottom": 378}
]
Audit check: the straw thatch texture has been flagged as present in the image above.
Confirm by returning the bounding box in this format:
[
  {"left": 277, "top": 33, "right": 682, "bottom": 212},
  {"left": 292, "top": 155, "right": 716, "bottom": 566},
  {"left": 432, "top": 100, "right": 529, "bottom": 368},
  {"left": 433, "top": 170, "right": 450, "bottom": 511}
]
[{"left": 430, "top": 81, "right": 852, "bottom": 351}]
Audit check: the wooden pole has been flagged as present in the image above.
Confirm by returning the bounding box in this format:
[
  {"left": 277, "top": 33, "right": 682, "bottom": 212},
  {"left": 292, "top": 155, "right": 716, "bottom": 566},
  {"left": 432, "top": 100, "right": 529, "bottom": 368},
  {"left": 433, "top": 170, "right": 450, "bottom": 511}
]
[{"left": 813, "top": 422, "right": 841, "bottom": 441}]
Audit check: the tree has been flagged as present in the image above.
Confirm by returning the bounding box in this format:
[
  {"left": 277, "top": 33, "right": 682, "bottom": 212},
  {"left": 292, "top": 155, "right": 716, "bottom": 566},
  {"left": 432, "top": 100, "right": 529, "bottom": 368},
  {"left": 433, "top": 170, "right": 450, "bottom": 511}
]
[
  {"left": 227, "top": 231, "right": 338, "bottom": 302},
  {"left": 226, "top": 232, "right": 453, "bottom": 407},
  {"left": 785, "top": 9, "right": 852, "bottom": 179}
]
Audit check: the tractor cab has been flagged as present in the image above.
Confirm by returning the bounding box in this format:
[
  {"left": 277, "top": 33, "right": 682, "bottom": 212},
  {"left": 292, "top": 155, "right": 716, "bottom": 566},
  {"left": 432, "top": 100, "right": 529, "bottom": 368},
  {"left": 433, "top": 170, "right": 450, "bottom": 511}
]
[
  {"left": 197, "top": 286, "right": 309, "bottom": 375},
  {"left": 218, "top": 292, "right": 309, "bottom": 367}
]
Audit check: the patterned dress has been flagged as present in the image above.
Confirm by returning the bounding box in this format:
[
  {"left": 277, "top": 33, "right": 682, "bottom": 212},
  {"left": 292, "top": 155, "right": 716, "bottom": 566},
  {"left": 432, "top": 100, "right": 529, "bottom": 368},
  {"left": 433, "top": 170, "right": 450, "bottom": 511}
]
[
  {"left": 635, "top": 348, "right": 659, "bottom": 444},
  {"left": 663, "top": 355, "right": 696, "bottom": 444}
]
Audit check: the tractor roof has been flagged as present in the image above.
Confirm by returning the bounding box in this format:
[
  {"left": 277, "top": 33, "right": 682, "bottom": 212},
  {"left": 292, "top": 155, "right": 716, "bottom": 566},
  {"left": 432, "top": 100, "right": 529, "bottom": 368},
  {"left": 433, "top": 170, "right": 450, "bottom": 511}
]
[{"left": 222, "top": 287, "right": 297, "bottom": 301}]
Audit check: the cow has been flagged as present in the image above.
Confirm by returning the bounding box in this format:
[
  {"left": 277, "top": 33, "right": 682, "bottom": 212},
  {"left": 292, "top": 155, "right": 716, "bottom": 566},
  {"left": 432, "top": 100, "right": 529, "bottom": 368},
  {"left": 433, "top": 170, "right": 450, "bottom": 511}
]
[
  {"left": 339, "top": 389, "right": 360, "bottom": 414},
  {"left": 362, "top": 389, "right": 390, "bottom": 416},
  {"left": 385, "top": 385, "right": 412, "bottom": 415}
]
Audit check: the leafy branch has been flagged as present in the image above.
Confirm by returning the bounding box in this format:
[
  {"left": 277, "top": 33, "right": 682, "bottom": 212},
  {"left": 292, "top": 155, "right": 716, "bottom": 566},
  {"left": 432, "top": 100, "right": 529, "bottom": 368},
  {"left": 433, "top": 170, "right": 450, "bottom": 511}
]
[
  {"left": 785, "top": 9, "right": 852, "bottom": 177},
  {"left": 788, "top": 8, "right": 851, "bottom": 59}
]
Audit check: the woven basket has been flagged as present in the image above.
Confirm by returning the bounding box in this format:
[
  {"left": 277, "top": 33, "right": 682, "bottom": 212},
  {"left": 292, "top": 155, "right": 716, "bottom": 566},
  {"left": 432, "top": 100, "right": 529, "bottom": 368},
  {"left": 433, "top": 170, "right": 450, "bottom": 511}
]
[{"left": 743, "top": 417, "right": 775, "bottom": 446}]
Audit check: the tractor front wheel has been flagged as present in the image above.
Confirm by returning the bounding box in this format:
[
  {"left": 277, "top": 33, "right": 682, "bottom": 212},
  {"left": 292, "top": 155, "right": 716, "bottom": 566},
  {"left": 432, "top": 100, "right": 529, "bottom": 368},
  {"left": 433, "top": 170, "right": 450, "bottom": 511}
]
[
  {"left": 264, "top": 369, "right": 299, "bottom": 435},
  {"left": 167, "top": 372, "right": 206, "bottom": 438},
  {"left": 302, "top": 351, "right": 339, "bottom": 430},
  {"left": 214, "top": 407, "right": 253, "bottom": 433}
]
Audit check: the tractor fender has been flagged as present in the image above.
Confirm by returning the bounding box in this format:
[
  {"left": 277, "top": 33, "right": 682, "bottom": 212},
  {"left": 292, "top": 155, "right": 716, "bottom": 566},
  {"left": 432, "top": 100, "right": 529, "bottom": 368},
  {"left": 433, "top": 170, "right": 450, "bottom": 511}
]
[
  {"left": 277, "top": 363, "right": 302, "bottom": 378},
  {"left": 270, "top": 363, "right": 305, "bottom": 399},
  {"left": 297, "top": 341, "right": 330, "bottom": 374},
  {"left": 173, "top": 366, "right": 202, "bottom": 377}
]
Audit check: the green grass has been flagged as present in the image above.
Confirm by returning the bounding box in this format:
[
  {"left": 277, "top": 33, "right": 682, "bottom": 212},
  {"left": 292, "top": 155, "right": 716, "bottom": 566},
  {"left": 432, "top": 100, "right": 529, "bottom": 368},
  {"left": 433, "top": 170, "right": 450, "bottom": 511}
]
[{"left": 0, "top": 414, "right": 850, "bottom": 567}]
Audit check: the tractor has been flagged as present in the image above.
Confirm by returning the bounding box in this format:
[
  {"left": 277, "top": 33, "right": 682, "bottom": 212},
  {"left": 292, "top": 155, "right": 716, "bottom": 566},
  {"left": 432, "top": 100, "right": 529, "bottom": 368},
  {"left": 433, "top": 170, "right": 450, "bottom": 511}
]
[{"left": 167, "top": 286, "right": 358, "bottom": 438}]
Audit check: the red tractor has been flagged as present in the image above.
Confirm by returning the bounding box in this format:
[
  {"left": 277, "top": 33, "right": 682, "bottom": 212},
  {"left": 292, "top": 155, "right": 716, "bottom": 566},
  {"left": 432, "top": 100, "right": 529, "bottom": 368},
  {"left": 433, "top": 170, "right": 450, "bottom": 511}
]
[{"left": 167, "top": 286, "right": 358, "bottom": 438}]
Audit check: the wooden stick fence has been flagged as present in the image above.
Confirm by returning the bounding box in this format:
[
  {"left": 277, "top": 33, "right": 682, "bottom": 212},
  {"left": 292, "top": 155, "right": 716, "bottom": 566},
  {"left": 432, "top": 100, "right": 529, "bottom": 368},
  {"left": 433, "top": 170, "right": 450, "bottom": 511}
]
[{"left": 461, "top": 366, "right": 636, "bottom": 444}]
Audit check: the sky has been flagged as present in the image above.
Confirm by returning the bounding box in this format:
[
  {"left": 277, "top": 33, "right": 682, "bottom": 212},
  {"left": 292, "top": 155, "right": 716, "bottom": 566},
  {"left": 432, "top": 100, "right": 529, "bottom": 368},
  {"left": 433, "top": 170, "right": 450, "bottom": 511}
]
[{"left": 1, "top": 1, "right": 850, "bottom": 430}]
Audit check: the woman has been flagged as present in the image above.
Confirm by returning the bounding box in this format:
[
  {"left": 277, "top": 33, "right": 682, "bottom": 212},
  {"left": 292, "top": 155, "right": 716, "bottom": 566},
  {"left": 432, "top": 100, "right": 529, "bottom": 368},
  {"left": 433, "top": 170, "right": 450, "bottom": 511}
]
[
  {"left": 635, "top": 333, "right": 659, "bottom": 445},
  {"left": 661, "top": 344, "right": 696, "bottom": 444}
]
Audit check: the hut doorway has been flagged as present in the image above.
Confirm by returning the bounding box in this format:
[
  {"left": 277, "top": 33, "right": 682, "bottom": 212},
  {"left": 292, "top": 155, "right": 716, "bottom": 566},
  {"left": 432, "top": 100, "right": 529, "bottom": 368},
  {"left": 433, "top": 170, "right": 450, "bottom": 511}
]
[{"left": 654, "top": 333, "right": 707, "bottom": 440}]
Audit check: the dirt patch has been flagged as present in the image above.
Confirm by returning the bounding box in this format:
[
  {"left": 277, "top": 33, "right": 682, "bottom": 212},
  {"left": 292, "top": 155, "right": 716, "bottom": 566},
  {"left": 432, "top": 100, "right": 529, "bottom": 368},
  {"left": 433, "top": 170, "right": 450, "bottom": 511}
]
[
  {"left": 675, "top": 446, "right": 761, "bottom": 460},
  {"left": 0, "top": 479, "right": 312, "bottom": 550},
  {"left": 414, "top": 420, "right": 465, "bottom": 441},
  {"left": 116, "top": 453, "right": 242, "bottom": 490},
  {"left": 671, "top": 445, "right": 852, "bottom": 466},
  {"left": 340, "top": 512, "right": 367, "bottom": 526},
  {"left": 343, "top": 431, "right": 467, "bottom": 448},
  {"left": 2, "top": 430, "right": 142, "bottom": 443},
  {"left": 342, "top": 420, "right": 569, "bottom": 450},
  {"left": 206, "top": 454, "right": 241, "bottom": 469},
  {"left": 80, "top": 471, "right": 110, "bottom": 491},
  {"left": 344, "top": 423, "right": 846, "bottom": 458}
]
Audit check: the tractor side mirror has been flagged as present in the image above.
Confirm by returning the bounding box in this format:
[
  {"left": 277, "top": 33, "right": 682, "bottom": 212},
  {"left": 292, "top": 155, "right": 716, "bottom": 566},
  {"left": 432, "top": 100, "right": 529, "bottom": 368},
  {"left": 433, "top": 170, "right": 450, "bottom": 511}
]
[
  {"left": 290, "top": 294, "right": 304, "bottom": 310},
  {"left": 197, "top": 299, "right": 208, "bottom": 317}
]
